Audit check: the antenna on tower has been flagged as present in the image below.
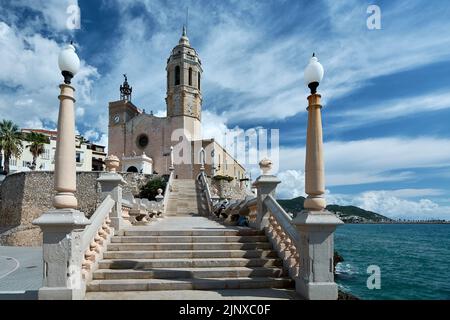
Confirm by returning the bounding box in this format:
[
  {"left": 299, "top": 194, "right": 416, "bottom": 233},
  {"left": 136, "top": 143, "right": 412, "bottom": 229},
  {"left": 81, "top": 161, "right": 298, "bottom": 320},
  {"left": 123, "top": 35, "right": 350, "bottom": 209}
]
[{"left": 186, "top": 7, "right": 189, "bottom": 35}]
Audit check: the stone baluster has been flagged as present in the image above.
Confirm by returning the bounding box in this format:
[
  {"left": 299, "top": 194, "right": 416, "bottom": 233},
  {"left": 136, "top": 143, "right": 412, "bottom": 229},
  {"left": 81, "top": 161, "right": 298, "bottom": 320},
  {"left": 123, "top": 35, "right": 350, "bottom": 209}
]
[
  {"left": 97, "top": 155, "right": 126, "bottom": 235},
  {"left": 254, "top": 159, "right": 281, "bottom": 231}
]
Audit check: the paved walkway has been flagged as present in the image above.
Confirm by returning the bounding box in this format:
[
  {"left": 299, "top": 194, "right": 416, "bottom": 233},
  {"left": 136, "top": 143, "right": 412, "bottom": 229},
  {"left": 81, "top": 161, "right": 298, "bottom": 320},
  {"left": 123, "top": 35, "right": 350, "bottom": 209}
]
[
  {"left": 125, "top": 216, "right": 247, "bottom": 232},
  {"left": 0, "top": 246, "right": 42, "bottom": 300}
]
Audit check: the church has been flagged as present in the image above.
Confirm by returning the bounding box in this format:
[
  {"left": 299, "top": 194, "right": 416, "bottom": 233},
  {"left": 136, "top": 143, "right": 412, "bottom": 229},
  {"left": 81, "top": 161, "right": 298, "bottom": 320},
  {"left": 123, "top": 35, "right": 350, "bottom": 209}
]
[{"left": 108, "top": 27, "right": 246, "bottom": 180}]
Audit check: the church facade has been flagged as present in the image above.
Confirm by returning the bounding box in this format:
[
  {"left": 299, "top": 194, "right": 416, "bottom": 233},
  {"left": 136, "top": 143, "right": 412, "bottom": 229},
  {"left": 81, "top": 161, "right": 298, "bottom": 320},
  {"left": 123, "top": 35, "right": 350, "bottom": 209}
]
[{"left": 108, "top": 28, "right": 246, "bottom": 180}]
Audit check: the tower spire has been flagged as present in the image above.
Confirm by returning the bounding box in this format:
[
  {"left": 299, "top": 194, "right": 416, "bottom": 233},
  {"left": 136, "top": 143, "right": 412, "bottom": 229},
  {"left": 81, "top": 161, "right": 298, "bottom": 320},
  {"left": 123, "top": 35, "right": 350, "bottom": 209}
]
[{"left": 120, "top": 74, "right": 132, "bottom": 101}]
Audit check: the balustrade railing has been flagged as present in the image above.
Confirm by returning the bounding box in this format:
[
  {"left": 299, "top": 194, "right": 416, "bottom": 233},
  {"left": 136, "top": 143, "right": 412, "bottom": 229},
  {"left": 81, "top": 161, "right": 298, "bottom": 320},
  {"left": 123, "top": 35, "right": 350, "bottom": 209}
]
[
  {"left": 199, "top": 172, "right": 214, "bottom": 215},
  {"left": 264, "top": 194, "right": 300, "bottom": 278},
  {"left": 162, "top": 170, "right": 174, "bottom": 215},
  {"left": 80, "top": 195, "right": 115, "bottom": 282}
]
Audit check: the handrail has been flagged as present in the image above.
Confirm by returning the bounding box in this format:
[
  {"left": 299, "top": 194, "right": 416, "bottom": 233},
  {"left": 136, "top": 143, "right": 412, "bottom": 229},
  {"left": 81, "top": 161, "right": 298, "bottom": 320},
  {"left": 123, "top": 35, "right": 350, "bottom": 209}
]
[
  {"left": 264, "top": 195, "right": 300, "bottom": 243},
  {"left": 81, "top": 195, "right": 115, "bottom": 254},
  {"left": 200, "top": 172, "right": 214, "bottom": 215},
  {"left": 263, "top": 194, "right": 300, "bottom": 278},
  {"left": 163, "top": 170, "right": 174, "bottom": 215}
]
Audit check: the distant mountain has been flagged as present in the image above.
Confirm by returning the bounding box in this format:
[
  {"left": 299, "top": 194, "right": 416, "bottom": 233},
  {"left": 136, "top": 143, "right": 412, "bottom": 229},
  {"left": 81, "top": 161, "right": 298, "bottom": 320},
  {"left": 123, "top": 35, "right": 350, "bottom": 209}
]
[{"left": 277, "top": 196, "right": 392, "bottom": 223}]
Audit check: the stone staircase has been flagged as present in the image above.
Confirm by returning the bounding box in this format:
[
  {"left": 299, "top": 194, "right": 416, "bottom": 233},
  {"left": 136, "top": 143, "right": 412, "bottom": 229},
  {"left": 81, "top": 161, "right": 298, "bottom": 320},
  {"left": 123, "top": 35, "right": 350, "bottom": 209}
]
[
  {"left": 86, "top": 227, "right": 295, "bottom": 297},
  {"left": 165, "top": 179, "right": 203, "bottom": 216}
]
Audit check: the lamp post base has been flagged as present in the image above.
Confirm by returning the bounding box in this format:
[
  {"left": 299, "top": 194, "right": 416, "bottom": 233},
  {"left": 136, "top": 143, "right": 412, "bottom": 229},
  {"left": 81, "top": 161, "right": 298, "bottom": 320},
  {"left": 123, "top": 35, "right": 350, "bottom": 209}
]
[
  {"left": 292, "top": 210, "right": 344, "bottom": 300},
  {"left": 53, "top": 192, "right": 78, "bottom": 209}
]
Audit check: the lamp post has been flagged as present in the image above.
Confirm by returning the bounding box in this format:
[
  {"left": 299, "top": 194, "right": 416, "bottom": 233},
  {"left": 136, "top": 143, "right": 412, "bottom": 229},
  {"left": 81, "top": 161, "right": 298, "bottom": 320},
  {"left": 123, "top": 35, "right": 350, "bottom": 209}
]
[
  {"left": 291, "top": 54, "right": 343, "bottom": 300},
  {"left": 33, "top": 43, "right": 90, "bottom": 300},
  {"left": 53, "top": 43, "right": 81, "bottom": 209},
  {"left": 303, "top": 53, "right": 326, "bottom": 211}
]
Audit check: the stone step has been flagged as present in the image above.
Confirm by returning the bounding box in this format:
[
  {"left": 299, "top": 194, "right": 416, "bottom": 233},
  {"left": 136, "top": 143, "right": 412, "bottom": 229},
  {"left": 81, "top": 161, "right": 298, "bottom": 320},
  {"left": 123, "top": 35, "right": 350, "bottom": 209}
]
[
  {"left": 98, "top": 258, "right": 283, "bottom": 269},
  {"left": 87, "top": 277, "right": 293, "bottom": 292},
  {"left": 111, "top": 236, "right": 268, "bottom": 243},
  {"left": 103, "top": 249, "right": 279, "bottom": 260},
  {"left": 107, "top": 242, "right": 273, "bottom": 251},
  {"left": 85, "top": 288, "right": 300, "bottom": 300},
  {"left": 122, "top": 230, "right": 264, "bottom": 236},
  {"left": 93, "top": 267, "right": 285, "bottom": 280}
]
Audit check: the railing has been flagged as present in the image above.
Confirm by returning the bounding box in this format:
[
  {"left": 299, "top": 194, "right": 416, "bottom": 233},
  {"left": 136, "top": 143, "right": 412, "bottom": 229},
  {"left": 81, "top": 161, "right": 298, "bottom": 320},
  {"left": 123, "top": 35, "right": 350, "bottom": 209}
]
[
  {"left": 80, "top": 195, "right": 115, "bottom": 282},
  {"left": 264, "top": 194, "right": 300, "bottom": 278},
  {"left": 199, "top": 172, "right": 214, "bottom": 215},
  {"left": 162, "top": 170, "right": 174, "bottom": 215}
]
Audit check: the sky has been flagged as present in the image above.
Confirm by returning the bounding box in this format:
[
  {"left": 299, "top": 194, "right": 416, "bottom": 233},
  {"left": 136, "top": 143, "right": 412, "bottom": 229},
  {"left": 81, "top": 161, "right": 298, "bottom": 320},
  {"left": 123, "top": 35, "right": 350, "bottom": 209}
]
[{"left": 1, "top": 0, "right": 450, "bottom": 220}]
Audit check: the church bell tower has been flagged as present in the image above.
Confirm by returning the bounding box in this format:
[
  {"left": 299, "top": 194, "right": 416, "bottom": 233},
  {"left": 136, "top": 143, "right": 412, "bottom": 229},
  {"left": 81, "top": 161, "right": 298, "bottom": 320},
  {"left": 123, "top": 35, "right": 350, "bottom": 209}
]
[{"left": 166, "top": 26, "right": 203, "bottom": 140}]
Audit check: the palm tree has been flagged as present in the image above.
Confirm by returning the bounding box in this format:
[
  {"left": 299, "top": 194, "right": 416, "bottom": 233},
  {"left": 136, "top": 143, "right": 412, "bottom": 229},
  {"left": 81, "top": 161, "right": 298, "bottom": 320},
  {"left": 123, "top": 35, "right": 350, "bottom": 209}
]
[
  {"left": 25, "top": 131, "right": 49, "bottom": 170},
  {"left": 0, "top": 120, "right": 23, "bottom": 174}
]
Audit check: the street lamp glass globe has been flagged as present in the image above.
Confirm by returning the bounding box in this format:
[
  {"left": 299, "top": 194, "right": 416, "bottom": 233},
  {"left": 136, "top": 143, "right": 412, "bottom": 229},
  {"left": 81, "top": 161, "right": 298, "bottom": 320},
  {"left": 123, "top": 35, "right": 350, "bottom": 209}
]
[
  {"left": 304, "top": 55, "right": 324, "bottom": 86},
  {"left": 58, "top": 44, "right": 80, "bottom": 75}
]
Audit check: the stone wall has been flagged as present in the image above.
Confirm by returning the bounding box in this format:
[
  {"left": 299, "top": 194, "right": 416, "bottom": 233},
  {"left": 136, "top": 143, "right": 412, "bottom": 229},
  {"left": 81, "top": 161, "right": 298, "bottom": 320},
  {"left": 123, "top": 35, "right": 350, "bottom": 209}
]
[
  {"left": 121, "top": 173, "right": 155, "bottom": 197},
  {"left": 209, "top": 177, "right": 248, "bottom": 200},
  {"left": 0, "top": 171, "right": 153, "bottom": 246}
]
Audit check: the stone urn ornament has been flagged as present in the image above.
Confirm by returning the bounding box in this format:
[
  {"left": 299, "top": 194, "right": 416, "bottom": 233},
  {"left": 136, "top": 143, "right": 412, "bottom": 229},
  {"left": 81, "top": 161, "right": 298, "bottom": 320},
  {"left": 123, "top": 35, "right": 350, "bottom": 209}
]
[
  {"left": 259, "top": 158, "right": 273, "bottom": 175},
  {"left": 105, "top": 155, "right": 120, "bottom": 173},
  {"left": 155, "top": 188, "right": 164, "bottom": 202}
]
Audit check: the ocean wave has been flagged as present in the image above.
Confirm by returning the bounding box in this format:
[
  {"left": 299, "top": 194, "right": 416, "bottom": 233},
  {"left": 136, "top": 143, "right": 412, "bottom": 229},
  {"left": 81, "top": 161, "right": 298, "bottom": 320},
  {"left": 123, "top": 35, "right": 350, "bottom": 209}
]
[{"left": 335, "top": 263, "right": 360, "bottom": 277}]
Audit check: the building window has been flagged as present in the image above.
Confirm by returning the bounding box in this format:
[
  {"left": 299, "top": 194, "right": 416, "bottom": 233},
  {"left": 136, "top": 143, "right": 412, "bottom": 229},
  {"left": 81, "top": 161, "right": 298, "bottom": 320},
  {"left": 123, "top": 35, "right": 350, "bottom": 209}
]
[
  {"left": 10, "top": 158, "right": 17, "bottom": 166},
  {"left": 137, "top": 134, "right": 149, "bottom": 149},
  {"left": 175, "top": 66, "right": 181, "bottom": 86},
  {"left": 198, "top": 72, "right": 201, "bottom": 90},
  {"left": 42, "top": 149, "right": 50, "bottom": 160},
  {"left": 76, "top": 152, "right": 84, "bottom": 164},
  {"left": 167, "top": 70, "right": 170, "bottom": 90},
  {"left": 189, "top": 68, "right": 193, "bottom": 86},
  {"left": 23, "top": 161, "right": 30, "bottom": 168}
]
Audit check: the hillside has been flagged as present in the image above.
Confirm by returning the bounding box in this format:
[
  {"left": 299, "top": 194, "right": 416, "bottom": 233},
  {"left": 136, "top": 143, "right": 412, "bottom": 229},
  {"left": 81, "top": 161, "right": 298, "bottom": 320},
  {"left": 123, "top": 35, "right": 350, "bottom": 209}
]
[{"left": 277, "top": 196, "right": 392, "bottom": 223}]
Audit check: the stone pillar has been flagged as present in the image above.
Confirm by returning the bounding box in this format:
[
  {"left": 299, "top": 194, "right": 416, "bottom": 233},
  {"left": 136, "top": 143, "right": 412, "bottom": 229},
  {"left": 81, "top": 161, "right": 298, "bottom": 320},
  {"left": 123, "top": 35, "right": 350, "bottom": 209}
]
[
  {"left": 200, "top": 147, "right": 205, "bottom": 172},
  {"left": 292, "top": 213, "right": 343, "bottom": 300},
  {"left": 291, "top": 93, "right": 344, "bottom": 300},
  {"left": 53, "top": 84, "right": 78, "bottom": 209},
  {"left": 97, "top": 155, "right": 126, "bottom": 235},
  {"left": 253, "top": 159, "right": 280, "bottom": 231},
  {"left": 33, "top": 83, "right": 90, "bottom": 300},
  {"left": 304, "top": 94, "right": 326, "bottom": 211}
]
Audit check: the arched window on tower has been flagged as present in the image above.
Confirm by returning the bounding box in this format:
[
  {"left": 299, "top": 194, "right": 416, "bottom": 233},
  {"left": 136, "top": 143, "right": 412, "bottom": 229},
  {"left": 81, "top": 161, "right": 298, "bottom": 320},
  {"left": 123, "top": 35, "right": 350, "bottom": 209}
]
[
  {"left": 189, "top": 68, "right": 193, "bottom": 86},
  {"left": 175, "top": 66, "right": 181, "bottom": 86},
  {"left": 198, "top": 72, "right": 201, "bottom": 90},
  {"left": 167, "top": 70, "right": 170, "bottom": 90}
]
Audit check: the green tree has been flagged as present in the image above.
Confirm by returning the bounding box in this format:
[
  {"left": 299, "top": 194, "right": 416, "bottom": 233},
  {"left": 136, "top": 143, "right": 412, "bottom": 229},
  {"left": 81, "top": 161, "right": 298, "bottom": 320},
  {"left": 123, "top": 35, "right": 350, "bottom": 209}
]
[
  {"left": 25, "top": 131, "right": 49, "bottom": 170},
  {"left": 0, "top": 120, "right": 23, "bottom": 174},
  {"left": 139, "top": 177, "right": 167, "bottom": 200}
]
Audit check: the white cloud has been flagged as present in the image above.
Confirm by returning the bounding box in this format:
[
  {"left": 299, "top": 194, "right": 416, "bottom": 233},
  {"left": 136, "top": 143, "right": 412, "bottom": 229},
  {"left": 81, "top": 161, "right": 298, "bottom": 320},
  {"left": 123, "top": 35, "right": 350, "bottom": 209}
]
[
  {"left": 0, "top": 19, "right": 99, "bottom": 134},
  {"left": 351, "top": 191, "right": 450, "bottom": 220},
  {"left": 202, "top": 110, "right": 229, "bottom": 142},
  {"left": 277, "top": 169, "right": 306, "bottom": 199},
  {"left": 333, "top": 91, "right": 450, "bottom": 130},
  {"left": 8, "top": 0, "right": 79, "bottom": 33},
  {"left": 279, "top": 137, "right": 450, "bottom": 186}
]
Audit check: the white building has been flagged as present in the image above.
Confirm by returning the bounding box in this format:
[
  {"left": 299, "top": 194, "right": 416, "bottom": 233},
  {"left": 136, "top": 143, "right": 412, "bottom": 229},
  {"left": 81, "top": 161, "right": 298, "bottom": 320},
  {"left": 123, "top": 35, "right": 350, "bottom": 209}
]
[{"left": 0, "top": 129, "right": 107, "bottom": 173}]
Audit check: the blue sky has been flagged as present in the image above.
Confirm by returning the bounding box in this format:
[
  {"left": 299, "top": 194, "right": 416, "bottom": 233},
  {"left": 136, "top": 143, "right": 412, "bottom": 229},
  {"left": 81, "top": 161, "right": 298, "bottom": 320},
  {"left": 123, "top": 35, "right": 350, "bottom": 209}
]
[{"left": 1, "top": 0, "right": 450, "bottom": 220}]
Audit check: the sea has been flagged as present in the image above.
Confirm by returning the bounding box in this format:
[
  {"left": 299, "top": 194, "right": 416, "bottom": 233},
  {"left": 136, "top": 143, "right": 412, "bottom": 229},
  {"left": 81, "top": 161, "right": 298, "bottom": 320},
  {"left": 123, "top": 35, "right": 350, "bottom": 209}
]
[{"left": 334, "top": 224, "right": 450, "bottom": 300}]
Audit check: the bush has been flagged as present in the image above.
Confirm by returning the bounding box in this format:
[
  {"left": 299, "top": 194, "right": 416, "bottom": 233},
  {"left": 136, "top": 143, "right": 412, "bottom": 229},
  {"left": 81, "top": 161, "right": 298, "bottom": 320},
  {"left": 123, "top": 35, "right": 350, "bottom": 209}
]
[
  {"left": 213, "top": 175, "right": 234, "bottom": 182},
  {"left": 139, "top": 176, "right": 167, "bottom": 200}
]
